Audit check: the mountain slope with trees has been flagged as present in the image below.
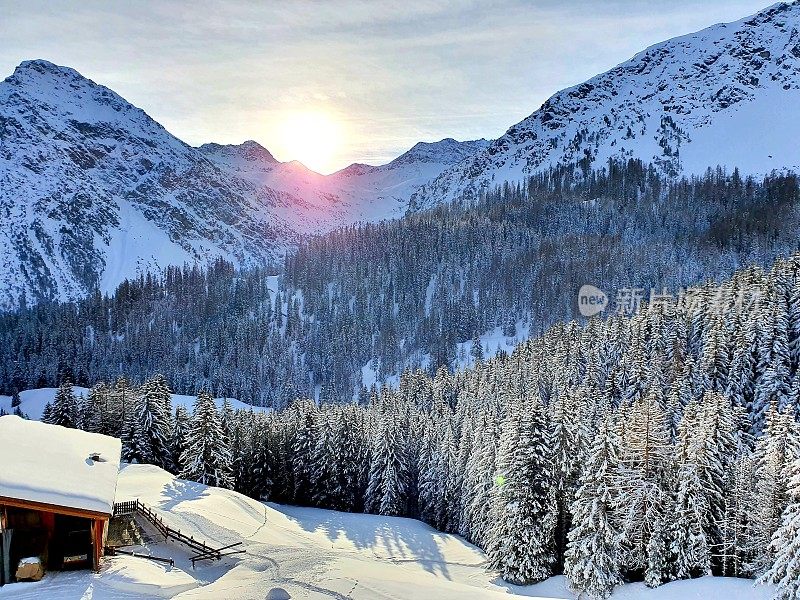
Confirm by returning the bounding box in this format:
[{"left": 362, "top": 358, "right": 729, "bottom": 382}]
[
  {"left": 0, "top": 59, "right": 486, "bottom": 309},
  {"left": 1, "top": 160, "right": 799, "bottom": 405},
  {"left": 412, "top": 2, "right": 800, "bottom": 209}
]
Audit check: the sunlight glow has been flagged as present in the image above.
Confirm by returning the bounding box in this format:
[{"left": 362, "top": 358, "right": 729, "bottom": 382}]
[{"left": 276, "top": 111, "right": 341, "bottom": 174}]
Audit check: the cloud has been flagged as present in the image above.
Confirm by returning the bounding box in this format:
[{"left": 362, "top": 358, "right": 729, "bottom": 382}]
[{"left": 0, "top": 0, "right": 772, "bottom": 172}]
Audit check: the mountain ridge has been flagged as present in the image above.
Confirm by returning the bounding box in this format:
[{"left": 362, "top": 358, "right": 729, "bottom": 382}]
[
  {"left": 410, "top": 1, "right": 800, "bottom": 209},
  {"left": 0, "top": 59, "right": 487, "bottom": 309},
  {"left": 5, "top": 2, "right": 800, "bottom": 307}
]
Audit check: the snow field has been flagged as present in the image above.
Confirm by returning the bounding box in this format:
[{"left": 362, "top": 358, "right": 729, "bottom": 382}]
[{"left": 0, "top": 464, "right": 775, "bottom": 599}]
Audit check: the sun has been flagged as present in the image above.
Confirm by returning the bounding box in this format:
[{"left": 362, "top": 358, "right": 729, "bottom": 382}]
[{"left": 277, "top": 111, "right": 341, "bottom": 174}]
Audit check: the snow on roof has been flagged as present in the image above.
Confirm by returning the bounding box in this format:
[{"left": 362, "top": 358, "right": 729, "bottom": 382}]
[{"left": 0, "top": 415, "right": 121, "bottom": 516}]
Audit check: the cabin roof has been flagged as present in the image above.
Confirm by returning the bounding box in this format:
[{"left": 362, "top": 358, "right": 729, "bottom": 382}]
[{"left": 0, "top": 415, "right": 121, "bottom": 516}]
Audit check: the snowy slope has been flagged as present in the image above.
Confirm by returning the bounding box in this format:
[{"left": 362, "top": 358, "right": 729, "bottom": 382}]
[
  {"left": 0, "top": 464, "right": 775, "bottom": 599},
  {"left": 198, "top": 137, "right": 489, "bottom": 234},
  {"left": 0, "top": 60, "right": 299, "bottom": 309},
  {"left": 411, "top": 2, "right": 800, "bottom": 209},
  {"left": 0, "top": 387, "right": 264, "bottom": 420},
  {"left": 0, "top": 60, "right": 487, "bottom": 310}
]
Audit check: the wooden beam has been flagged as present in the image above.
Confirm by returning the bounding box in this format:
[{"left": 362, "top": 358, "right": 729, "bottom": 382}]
[
  {"left": 0, "top": 496, "right": 110, "bottom": 520},
  {"left": 92, "top": 519, "right": 104, "bottom": 571}
]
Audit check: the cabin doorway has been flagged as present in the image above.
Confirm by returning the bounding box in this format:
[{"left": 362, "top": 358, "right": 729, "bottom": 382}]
[
  {"left": 0, "top": 506, "right": 95, "bottom": 582},
  {"left": 51, "top": 514, "right": 92, "bottom": 570}
]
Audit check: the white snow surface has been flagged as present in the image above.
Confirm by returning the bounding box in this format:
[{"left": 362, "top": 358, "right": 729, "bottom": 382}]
[
  {"left": 0, "top": 388, "right": 267, "bottom": 421},
  {"left": 0, "top": 463, "right": 775, "bottom": 599},
  {"left": 0, "top": 387, "right": 90, "bottom": 420},
  {"left": 0, "top": 554, "right": 198, "bottom": 599},
  {"left": 0, "top": 415, "right": 121, "bottom": 515},
  {"left": 412, "top": 2, "right": 800, "bottom": 209}
]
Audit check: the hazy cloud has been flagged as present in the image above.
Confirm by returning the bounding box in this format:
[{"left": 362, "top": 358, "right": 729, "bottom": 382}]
[{"left": 0, "top": 0, "right": 772, "bottom": 172}]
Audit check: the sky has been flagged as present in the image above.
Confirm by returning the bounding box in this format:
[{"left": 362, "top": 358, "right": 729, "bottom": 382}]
[{"left": 0, "top": 0, "right": 774, "bottom": 173}]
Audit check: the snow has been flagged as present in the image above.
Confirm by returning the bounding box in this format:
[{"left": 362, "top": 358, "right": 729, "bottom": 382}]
[
  {"left": 412, "top": 2, "right": 800, "bottom": 209},
  {"left": 680, "top": 86, "right": 800, "bottom": 176},
  {"left": 0, "top": 388, "right": 268, "bottom": 421},
  {"left": 501, "top": 575, "right": 771, "bottom": 599},
  {"left": 0, "top": 415, "right": 121, "bottom": 515},
  {"left": 97, "top": 204, "right": 199, "bottom": 296},
  {"left": 455, "top": 321, "right": 532, "bottom": 369},
  {"left": 361, "top": 360, "right": 379, "bottom": 390},
  {"left": 0, "top": 387, "right": 89, "bottom": 420},
  {"left": 0, "top": 463, "right": 772, "bottom": 599},
  {"left": 101, "top": 557, "right": 199, "bottom": 598},
  {"left": 0, "top": 555, "right": 198, "bottom": 599}
]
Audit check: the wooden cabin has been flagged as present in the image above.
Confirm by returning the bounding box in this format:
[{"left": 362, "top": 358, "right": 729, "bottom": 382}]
[{"left": 0, "top": 415, "right": 121, "bottom": 584}]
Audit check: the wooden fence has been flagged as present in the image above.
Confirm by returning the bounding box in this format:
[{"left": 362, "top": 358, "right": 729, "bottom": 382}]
[{"left": 112, "top": 499, "right": 244, "bottom": 567}]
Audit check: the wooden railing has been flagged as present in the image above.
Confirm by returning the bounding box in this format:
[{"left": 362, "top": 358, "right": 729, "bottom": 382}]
[{"left": 112, "top": 499, "right": 244, "bottom": 567}]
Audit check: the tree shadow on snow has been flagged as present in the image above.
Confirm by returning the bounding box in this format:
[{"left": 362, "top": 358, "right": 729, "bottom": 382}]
[
  {"left": 158, "top": 478, "right": 210, "bottom": 511},
  {"left": 272, "top": 505, "right": 456, "bottom": 580}
]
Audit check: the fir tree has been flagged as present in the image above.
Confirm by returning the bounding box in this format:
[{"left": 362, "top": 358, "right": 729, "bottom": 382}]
[
  {"left": 486, "top": 400, "right": 556, "bottom": 584},
  {"left": 179, "top": 391, "right": 234, "bottom": 489},
  {"left": 46, "top": 381, "right": 79, "bottom": 428},
  {"left": 292, "top": 405, "right": 318, "bottom": 505},
  {"left": 747, "top": 406, "right": 800, "bottom": 575},
  {"left": 310, "top": 412, "right": 338, "bottom": 507},
  {"left": 564, "top": 411, "right": 622, "bottom": 599},
  {"left": 671, "top": 463, "right": 711, "bottom": 579},
  {"left": 365, "top": 414, "right": 408, "bottom": 516},
  {"left": 614, "top": 389, "right": 672, "bottom": 581},
  {"left": 759, "top": 457, "right": 800, "bottom": 600}
]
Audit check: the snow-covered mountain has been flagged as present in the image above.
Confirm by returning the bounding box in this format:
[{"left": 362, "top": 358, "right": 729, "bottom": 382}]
[
  {"left": 0, "top": 60, "right": 485, "bottom": 309},
  {"left": 411, "top": 2, "right": 800, "bottom": 209},
  {"left": 6, "top": 2, "right": 800, "bottom": 308},
  {"left": 198, "top": 136, "right": 489, "bottom": 232}
]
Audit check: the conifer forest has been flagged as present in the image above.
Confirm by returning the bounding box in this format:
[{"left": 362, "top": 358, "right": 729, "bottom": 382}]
[{"left": 9, "top": 161, "right": 800, "bottom": 598}]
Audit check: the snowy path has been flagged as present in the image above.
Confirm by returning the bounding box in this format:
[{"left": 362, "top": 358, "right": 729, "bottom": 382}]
[{"left": 0, "top": 464, "right": 776, "bottom": 599}]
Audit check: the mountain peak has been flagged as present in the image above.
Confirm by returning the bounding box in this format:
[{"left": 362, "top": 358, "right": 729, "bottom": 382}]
[
  {"left": 389, "top": 137, "right": 490, "bottom": 167},
  {"left": 15, "top": 58, "right": 71, "bottom": 73},
  {"left": 199, "top": 140, "right": 278, "bottom": 165},
  {"left": 8, "top": 59, "right": 88, "bottom": 85}
]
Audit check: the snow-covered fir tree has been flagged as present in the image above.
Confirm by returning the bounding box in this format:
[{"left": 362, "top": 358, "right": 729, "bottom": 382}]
[
  {"left": 486, "top": 398, "right": 556, "bottom": 584},
  {"left": 365, "top": 412, "right": 409, "bottom": 517},
  {"left": 43, "top": 381, "right": 79, "bottom": 428},
  {"left": 179, "top": 390, "right": 234, "bottom": 489},
  {"left": 760, "top": 456, "right": 800, "bottom": 600},
  {"left": 564, "top": 410, "right": 622, "bottom": 599}
]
